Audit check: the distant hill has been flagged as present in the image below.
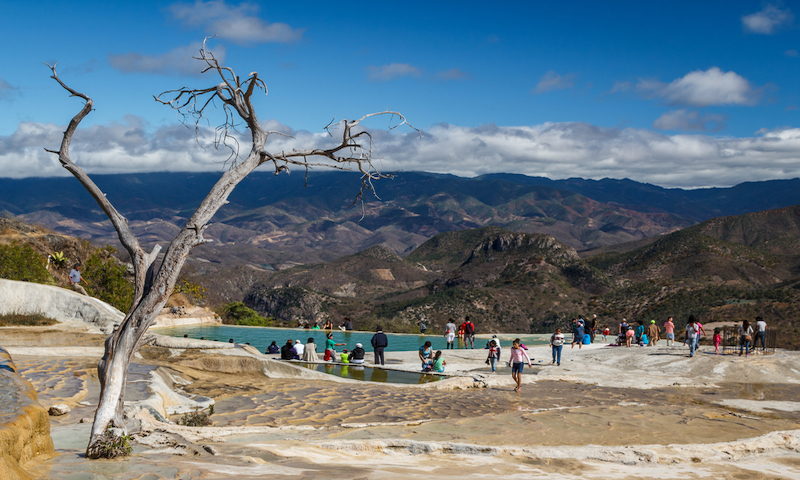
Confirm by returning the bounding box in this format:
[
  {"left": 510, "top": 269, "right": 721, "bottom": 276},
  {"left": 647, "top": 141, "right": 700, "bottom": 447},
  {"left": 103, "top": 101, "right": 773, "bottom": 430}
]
[
  {"left": 213, "top": 203, "right": 800, "bottom": 342},
  {"left": 5, "top": 172, "right": 799, "bottom": 271}
]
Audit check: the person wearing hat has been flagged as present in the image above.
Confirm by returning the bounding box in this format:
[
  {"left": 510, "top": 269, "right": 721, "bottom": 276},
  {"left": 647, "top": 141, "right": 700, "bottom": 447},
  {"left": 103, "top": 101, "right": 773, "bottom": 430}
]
[
  {"left": 292, "top": 339, "right": 305, "bottom": 359},
  {"left": 350, "top": 343, "right": 366, "bottom": 364},
  {"left": 647, "top": 320, "right": 661, "bottom": 347}
]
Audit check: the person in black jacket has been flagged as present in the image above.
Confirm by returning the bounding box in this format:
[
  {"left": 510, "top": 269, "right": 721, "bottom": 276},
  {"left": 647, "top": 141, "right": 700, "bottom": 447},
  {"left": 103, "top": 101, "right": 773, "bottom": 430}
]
[
  {"left": 350, "top": 343, "right": 366, "bottom": 364},
  {"left": 280, "top": 339, "right": 295, "bottom": 360},
  {"left": 370, "top": 327, "right": 389, "bottom": 365}
]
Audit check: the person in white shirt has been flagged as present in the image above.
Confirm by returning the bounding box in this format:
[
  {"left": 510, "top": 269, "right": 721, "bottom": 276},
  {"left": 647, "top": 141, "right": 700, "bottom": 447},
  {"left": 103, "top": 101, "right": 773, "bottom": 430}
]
[
  {"left": 444, "top": 319, "right": 456, "bottom": 349},
  {"left": 550, "top": 328, "right": 565, "bottom": 366},
  {"left": 292, "top": 340, "right": 305, "bottom": 359},
  {"left": 753, "top": 316, "right": 767, "bottom": 353}
]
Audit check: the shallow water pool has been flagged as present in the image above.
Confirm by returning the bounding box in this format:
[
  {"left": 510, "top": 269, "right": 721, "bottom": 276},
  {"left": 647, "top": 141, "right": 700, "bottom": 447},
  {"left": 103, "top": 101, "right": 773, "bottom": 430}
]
[
  {"left": 301, "top": 363, "right": 443, "bottom": 384},
  {"left": 152, "top": 325, "right": 551, "bottom": 354}
]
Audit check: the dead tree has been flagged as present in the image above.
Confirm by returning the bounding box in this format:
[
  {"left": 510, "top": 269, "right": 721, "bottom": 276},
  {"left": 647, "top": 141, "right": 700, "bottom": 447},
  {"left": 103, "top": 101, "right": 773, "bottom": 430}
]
[{"left": 45, "top": 41, "right": 415, "bottom": 458}]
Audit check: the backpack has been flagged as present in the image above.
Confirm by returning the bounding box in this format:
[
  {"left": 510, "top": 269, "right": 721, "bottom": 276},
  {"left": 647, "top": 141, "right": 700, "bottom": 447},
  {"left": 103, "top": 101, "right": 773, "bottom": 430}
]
[{"left": 465, "top": 322, "right": 475, "bottom": 335}]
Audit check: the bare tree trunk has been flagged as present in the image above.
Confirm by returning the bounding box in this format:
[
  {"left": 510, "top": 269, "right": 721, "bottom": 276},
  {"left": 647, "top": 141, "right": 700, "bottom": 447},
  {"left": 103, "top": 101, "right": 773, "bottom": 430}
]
[{"left": 45, "top": 41, "right": 416, "bottom": 458}]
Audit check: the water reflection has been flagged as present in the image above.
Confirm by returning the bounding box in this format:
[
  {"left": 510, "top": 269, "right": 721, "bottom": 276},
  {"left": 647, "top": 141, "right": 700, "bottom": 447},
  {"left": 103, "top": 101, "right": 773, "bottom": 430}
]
[{"left": 369, "top": 367, "right": 388, "bottom": 383}]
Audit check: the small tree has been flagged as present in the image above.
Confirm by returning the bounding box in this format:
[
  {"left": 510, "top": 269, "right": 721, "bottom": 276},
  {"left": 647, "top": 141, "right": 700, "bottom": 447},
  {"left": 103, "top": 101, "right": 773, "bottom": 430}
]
[{"left": 46, "top": 40, "right": 415, "bottom": 458}]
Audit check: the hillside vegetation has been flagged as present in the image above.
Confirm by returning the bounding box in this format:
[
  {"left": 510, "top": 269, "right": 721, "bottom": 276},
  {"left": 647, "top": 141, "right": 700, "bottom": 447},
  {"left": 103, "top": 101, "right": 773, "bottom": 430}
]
[{"left": 200, "top": 205, "right": 800, "bottom": 348}]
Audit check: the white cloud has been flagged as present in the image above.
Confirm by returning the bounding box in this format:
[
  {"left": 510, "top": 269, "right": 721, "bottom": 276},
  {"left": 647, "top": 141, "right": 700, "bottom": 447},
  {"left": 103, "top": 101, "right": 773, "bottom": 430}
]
[
  {"left": 637, "top": 67, "right": 759, "bottom": 107},
  {"left": 167, "top": 0, "right": 303, "bottom": 44},
  {"left": 534, "top": 71, "right": 576, "bottom": 94},
  {"left": 109, "top": 43, "right": 226, "bottom": 76},
  {"left": 435, "top": 68, "right": 470, "bottom": 81},
  {"left": 4, "top": 118, "right": 800, "bottom": 189},
  {"left": 653, "top": 109, "right": 726, "bottom": 132},
  {"left": 742, "top": 4, "right": 793, "bottom": 34},
  {"left": 604, "top": 80, "right": 631, "bottom": 95},
  {"left": 366, "top": 64, "right": 423, "bottom": 82},
  {"left": 786, "top": 49, "right": 800, "bottom": 57}
]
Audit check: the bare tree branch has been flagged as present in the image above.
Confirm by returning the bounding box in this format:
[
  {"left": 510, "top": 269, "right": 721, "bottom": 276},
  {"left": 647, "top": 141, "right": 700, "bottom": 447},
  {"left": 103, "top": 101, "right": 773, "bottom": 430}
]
[{"left": 45, "top": 41, "right": 415, "bottom": 458}]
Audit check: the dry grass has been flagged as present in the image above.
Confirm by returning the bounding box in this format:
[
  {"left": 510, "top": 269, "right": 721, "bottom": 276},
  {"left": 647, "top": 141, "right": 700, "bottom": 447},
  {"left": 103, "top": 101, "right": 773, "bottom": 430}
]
[{"left": 0, "top": 312, "right": 59, "bottom": 327}]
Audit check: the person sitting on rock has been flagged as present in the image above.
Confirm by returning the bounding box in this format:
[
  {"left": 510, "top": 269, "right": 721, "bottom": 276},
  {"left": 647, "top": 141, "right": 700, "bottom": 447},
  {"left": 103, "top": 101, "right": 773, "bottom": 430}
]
[{"left": 350, "top": 343, "right": 366, "bottom": 364}]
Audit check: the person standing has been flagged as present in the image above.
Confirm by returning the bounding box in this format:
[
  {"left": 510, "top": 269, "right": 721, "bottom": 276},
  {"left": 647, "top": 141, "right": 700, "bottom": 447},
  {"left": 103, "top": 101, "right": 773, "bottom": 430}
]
[
  {"left": 444, "top": 318, "right": 456, "bottom": 349},
  {"left": 370, "top": 326, "right": 389, "bottom": 365},
  {"left": 324, "top": 333, "right": 345, "bottom": 361},
  {"left": 68, "top": 264, "right": 89, "bottom": 295},
  {"left": 663, "top": 317, "right": 675, "bottom": 346},
  {"left": 486, "top": 339, "right": 501, "bottom": 372},
  {"left": 590, "top": 314, "right": 598, "bottom": 343},
  {"left": 694, "top": 320, "right": 706, "bottom": 353},
  {"left": 647, "top": 320, "right": 660, "bottom": 346},
  {"left": 508, "top": 339, "right": 532, "bottom": 393},
  {"left": 753, "top": 316, "right": 767, "bottom": 354},
  {"left": 739, "top": 320, "right": 754, "bottom": 357},
  {"left": 686, "top": 316, "right": 700, "bottom": 357},
  {"left": 463, "top": 316, "right": 475, "bottom": 349},
  {"left": 571, "top": 320, "right": 584, "bottom": 349},
  {"left": 550, "top": 328, "right": 564, "bottom": 366}
]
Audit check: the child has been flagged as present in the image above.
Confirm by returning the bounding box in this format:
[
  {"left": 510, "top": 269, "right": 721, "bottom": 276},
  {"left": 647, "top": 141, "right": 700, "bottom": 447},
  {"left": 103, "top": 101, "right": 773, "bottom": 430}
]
[
  {"left": 340, "top": 349, "right": 350, "bottom": 363},
  {"left": 713, "top": 329, "right": 722, "bottom": 355},
  {"left": 432, "top": 350, "right": 446, "bottom": 373},
  {"left": 602, "top": 326, "right": 609, "bottom": 342}
]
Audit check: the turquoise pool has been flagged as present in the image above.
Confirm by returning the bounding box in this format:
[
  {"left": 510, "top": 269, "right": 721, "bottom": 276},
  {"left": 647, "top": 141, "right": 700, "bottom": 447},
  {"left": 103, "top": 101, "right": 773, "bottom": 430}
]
[{"left": 152, "top": 325, "right": 551, "bottom": 354}]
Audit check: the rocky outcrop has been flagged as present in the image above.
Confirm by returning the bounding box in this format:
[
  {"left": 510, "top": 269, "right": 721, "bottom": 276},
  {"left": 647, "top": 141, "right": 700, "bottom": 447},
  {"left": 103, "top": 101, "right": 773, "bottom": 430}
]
[
  {"left": 0, "top": 278, "right": 124, "bottom": 334},
  {"left": 464, "top": 232, "right": 580, "bottom": 266},
  {"left": 0, "top": 347, "right": 55, "bottom": 479},
  {"left": 245, "top": 286, "right": 334, "bottom": 324}
]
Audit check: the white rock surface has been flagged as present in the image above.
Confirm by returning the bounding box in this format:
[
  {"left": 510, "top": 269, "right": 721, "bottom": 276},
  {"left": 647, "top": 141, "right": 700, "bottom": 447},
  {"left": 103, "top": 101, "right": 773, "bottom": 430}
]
[
  {"left": 0, "top": 278, "right": 124, "bottom": 334},
  {"left": 48, "top": 404, "right": 71, "bottom": 416}
]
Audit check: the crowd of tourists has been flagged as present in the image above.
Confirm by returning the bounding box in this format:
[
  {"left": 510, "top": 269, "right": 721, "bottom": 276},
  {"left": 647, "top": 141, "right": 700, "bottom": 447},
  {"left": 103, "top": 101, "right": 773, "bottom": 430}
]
[{"left": 256, "top": 312, "right": 770, "bottom": 394}]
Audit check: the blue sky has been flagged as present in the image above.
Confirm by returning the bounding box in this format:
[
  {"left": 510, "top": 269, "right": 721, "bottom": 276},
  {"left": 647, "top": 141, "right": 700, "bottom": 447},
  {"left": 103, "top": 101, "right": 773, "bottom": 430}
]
[{"left": 1, "top": 0, "right": 799, "bottom": 187}]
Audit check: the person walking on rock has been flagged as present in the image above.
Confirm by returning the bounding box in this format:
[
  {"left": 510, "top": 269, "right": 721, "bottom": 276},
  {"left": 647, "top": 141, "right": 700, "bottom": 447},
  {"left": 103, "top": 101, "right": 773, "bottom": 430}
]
[
  {"left": 486, "top": 339, "right": 501, "bottom": 372},
  {"left": 508, "top": 339, "right": 532, "bottom": 393},
  {"left": 664, "top": 317, "right": 675, "bottom": 346},
  {"left": 68, "top": 264, "right": 89, "bottom": 296},
  {"left": 686, "top": 316, "right": 700, "bottom": 357},
  {"left": 445, "top": 318, "right": 457, "bottom": 349},
  {"left": 647, "top": 320, "right": 660, "bottom": 346},
  {"left": 463, "top": 316, "right": 475, "bottom": 349},
  {"left": 371, "top": 326, "right": 388, "bottom": 365},
  {"left": 550, "top": 328, "right": 564, "bottom": 366}
]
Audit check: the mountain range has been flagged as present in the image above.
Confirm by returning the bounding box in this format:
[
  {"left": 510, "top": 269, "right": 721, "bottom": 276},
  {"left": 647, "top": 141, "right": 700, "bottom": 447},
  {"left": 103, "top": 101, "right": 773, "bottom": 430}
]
[{"left": 3, "top": 172, "right": 800, "bottom": 272}]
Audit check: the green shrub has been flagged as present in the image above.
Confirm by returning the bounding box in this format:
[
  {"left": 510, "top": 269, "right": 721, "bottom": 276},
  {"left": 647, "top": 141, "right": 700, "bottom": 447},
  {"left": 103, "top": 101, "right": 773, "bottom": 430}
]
[
  {"left": 88, "top": 426, "right": 133, "bottom": 459},
  {"left": 0, "top": 242, "right": 54, "bottom": 284},
  {"left": 221, "top": 302, "right": 274, "bottom": 326},
  {"left": 178, "top": 405, "right": 214, "bottom": 426},
  {"left": 49, "top": 251, "right": 69, "bottom": 268},
  {"left": 173, "top": 279, "right": 206, "bottom": 303},
  {"left": 83, "top": 247, "right": 134, "bottom": 313}
]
